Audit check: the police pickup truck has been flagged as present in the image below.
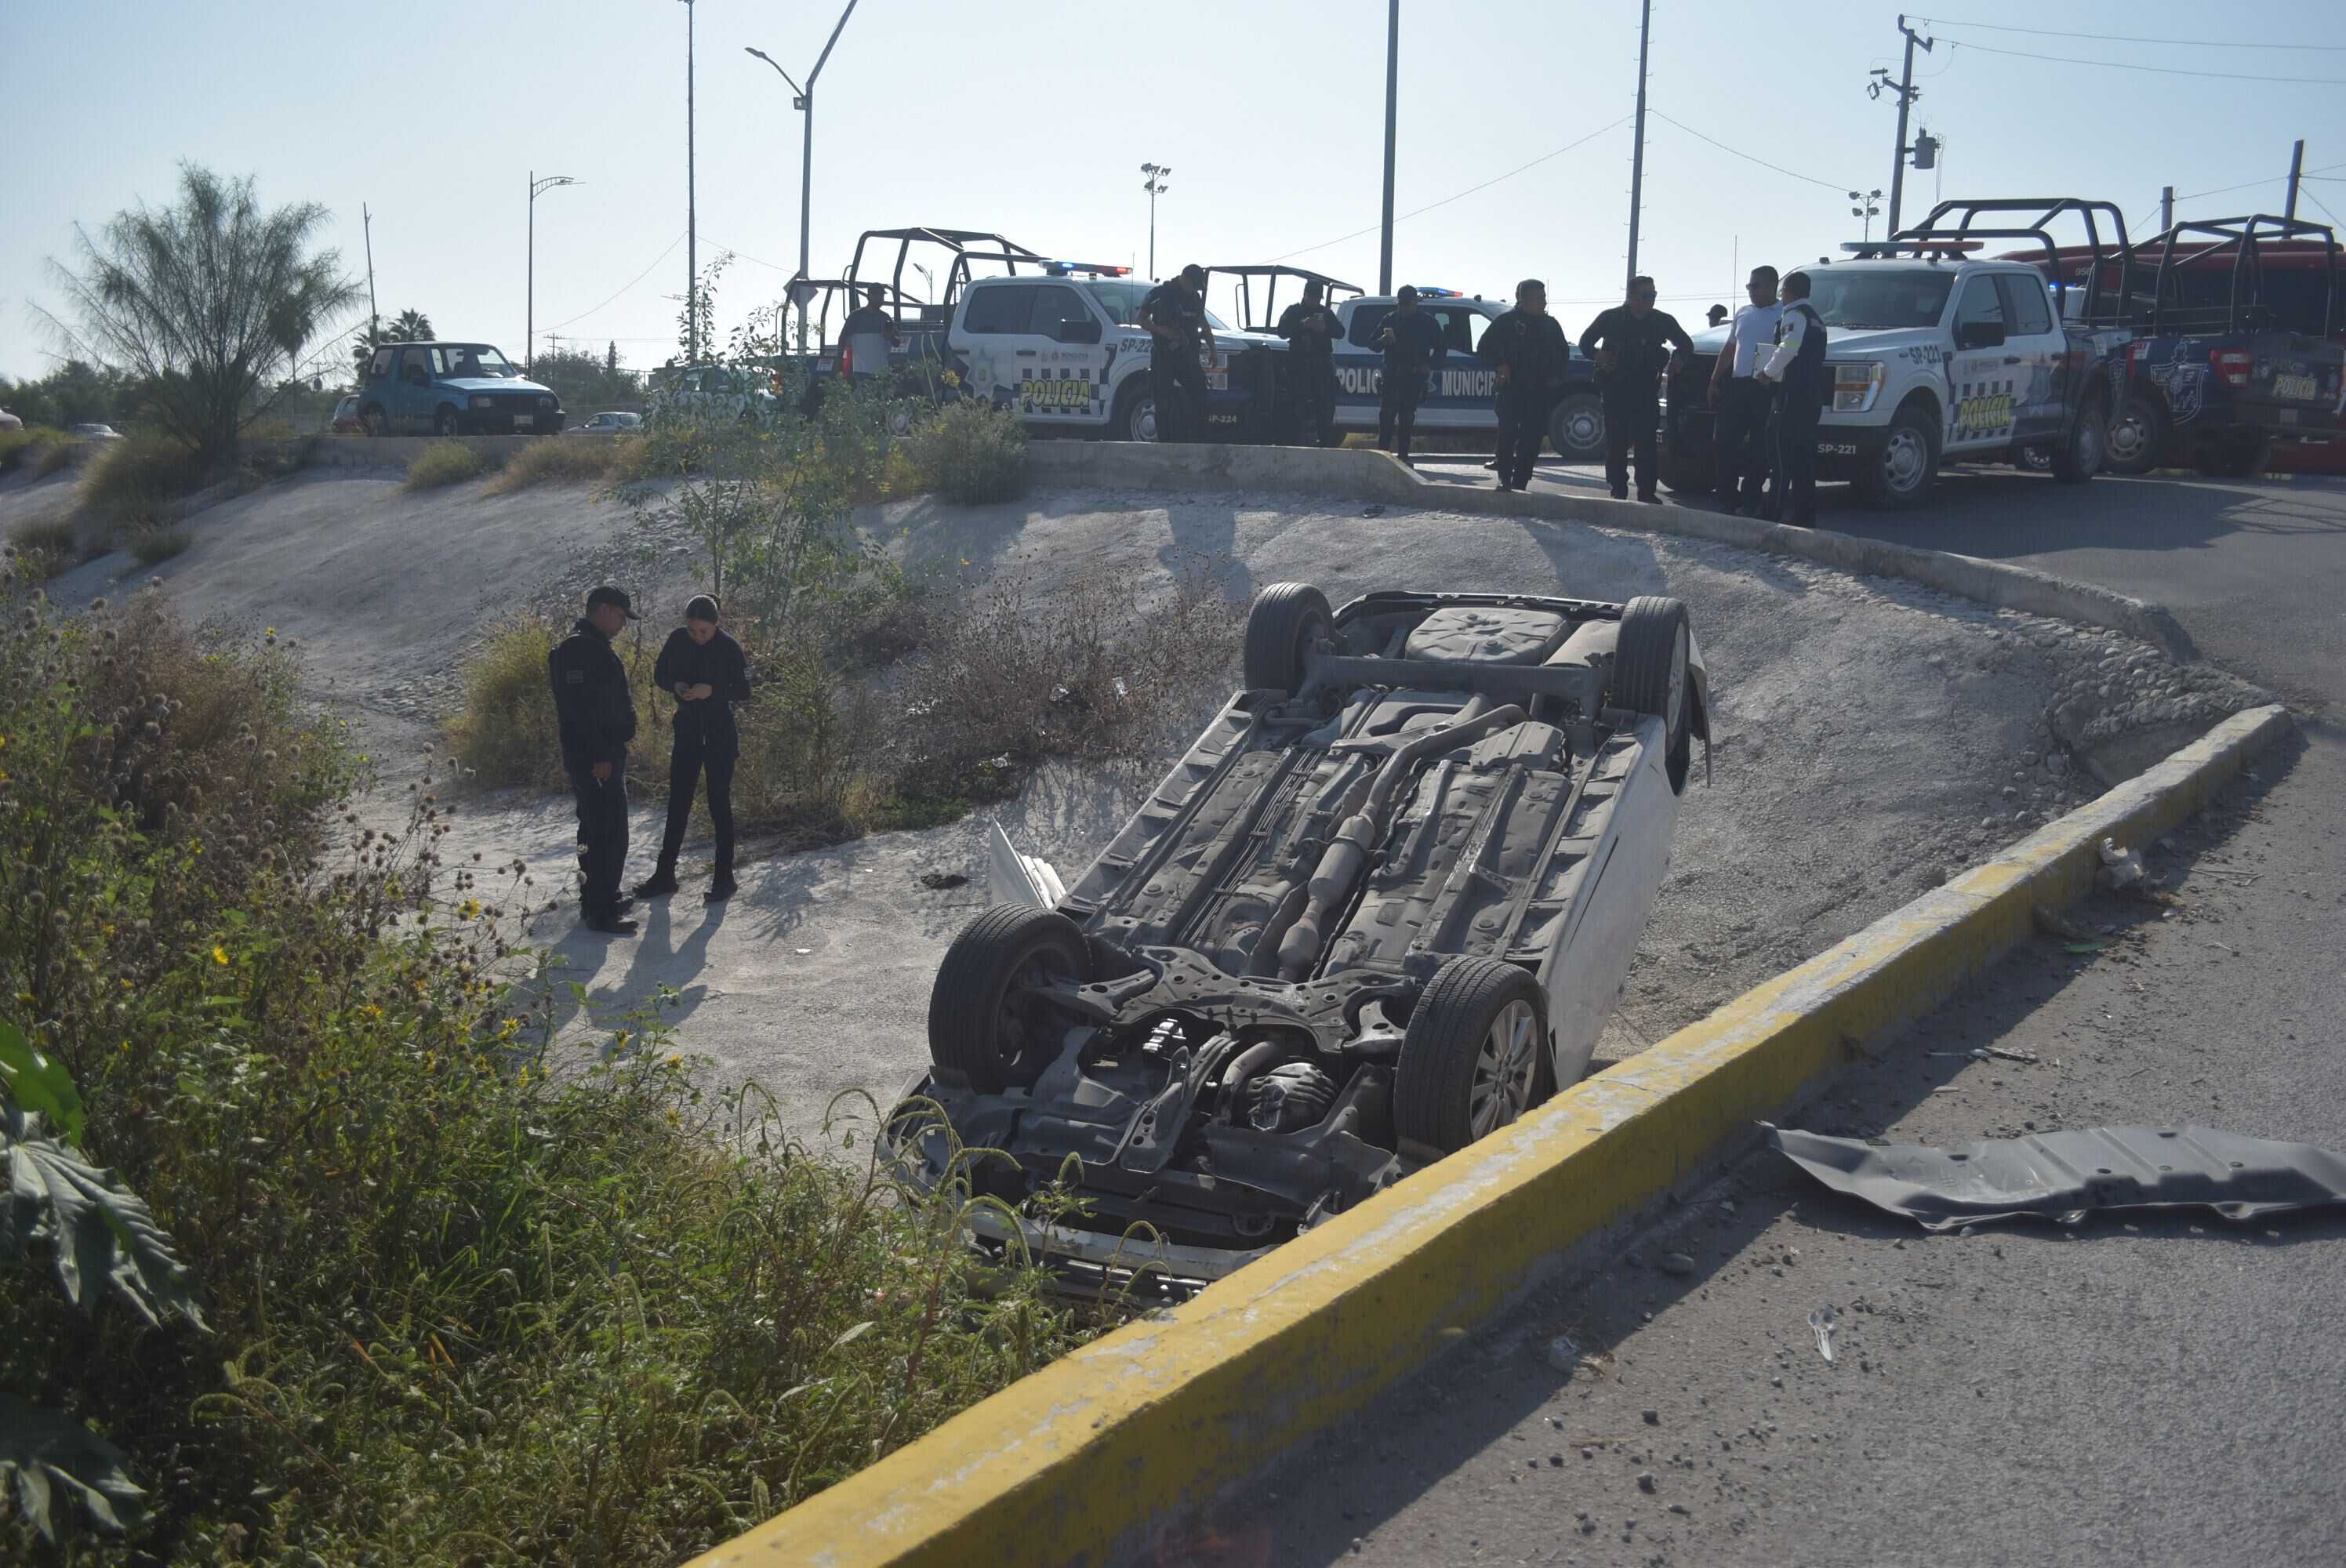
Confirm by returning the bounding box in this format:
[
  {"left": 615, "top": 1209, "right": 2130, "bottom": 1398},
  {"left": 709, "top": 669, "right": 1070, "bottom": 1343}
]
[
  {"left": 1661, "top": 215, "right": 2130, "bottom": 508},
  {"left": 1318, "top": 292, "right": 1602, "bottom": 462},
  {"left": 947, "top": 270, "right": 1290, "bottom": 442}
]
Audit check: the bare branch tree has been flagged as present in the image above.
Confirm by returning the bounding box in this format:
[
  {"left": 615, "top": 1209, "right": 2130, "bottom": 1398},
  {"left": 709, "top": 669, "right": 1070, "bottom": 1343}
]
[{"left": 41, "top": 165, "right": 361, "bottom": 462}]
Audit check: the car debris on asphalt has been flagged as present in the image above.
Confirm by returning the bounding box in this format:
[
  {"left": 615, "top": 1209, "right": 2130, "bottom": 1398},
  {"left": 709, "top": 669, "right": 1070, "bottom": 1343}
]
[
  {"left": 1767, "top": 1123, "right": 2346, "bottom": 1231},
  {"left": 1807, "top": 1305, "right": 1838, "bottom": 1363}
]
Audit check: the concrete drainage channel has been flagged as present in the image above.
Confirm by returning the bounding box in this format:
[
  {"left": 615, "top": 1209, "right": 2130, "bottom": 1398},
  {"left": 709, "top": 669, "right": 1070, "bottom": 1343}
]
[{"left": 687, "top": 445, "right": 2295, "bottom": 1568}]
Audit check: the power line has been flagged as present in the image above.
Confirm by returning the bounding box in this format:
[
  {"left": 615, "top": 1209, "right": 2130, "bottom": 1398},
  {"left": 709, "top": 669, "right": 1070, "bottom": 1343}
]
[
  {"left": 1269, "top": 116, "right": 1632, "bottom": 263},
  {"left": 1647, "top": 110, "right": 1849, "bottom": 192},
  {"left": 1914, "top": 17, "right": 2346, "bottom": 51},
  {"left": 1942, "top": 39, "right": 2346, "bottom": 85},
  {"left": 539, "top": 232, "right": 688, "bottom": 332}
]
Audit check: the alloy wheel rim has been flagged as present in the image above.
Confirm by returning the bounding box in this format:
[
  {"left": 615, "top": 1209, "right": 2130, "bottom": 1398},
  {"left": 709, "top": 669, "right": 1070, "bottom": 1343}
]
[{"left": 1468, "top": 1000, "right": 1541, "bottom": 1138}]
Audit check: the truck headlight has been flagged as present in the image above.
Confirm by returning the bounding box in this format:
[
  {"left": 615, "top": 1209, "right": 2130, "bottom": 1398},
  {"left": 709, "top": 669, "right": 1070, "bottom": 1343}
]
[
  {"left": 1831, "top": 362, "right": 1883, "bottom": 413},
  {"left": 470, "top": 396, "right": 492, "bottom": 411}
]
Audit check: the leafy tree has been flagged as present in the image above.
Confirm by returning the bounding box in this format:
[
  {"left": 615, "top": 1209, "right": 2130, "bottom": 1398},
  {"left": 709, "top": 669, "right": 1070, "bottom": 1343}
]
[
  {"left": 43, "top": 164, "right": 361, "bottom": 463},
  {"left": 0, "top": 360, "right": 140, "bottom": 430},
  {"left": 387, "top": 307, "right": 434, "bottom": 342},
  {"left": 523, "top": 345, "right": 640, "bottom": 416}
]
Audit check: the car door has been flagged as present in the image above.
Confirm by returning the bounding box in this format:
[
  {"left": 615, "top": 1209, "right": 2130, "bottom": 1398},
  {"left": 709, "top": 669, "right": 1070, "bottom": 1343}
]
[
  {"left": 1421, "top": 303, "right": 1500, "bottom": 429},
  {"left": 1944, "top": 274, "right": 2017, "bottom": 453},
  {"left": 394, "top": 346, "right": 435, "bottom": 434},
  {"left": 954, "top": 283, "right": 1040, "bottom": 412},
  {"left": 1994, "top": 270, "right": 2066, "bottom": 445},
  {"left": 1020, "top": 283, "right": 1112, "bottom": 426},
  {"left": 1334, "top": 303, "right": 1391, "bottom": 429}
]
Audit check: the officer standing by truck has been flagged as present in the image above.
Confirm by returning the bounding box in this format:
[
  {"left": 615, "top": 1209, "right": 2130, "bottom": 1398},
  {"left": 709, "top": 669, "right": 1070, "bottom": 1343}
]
[
  {"left": 1276, "top": 280, "right": 1345, "bottom": 446},
  {"left": 548, "top": 586, "right": 641, "bottom": 935},
  {"left": 1139, "top": 263, "right": 1213, "bottom": 443},
  {"left": 1755, "top": 269, "right": 1828, "bottom": 527},
  {"left": 1706, "top": 265, "right": 1783, "bottom": 517},
  {"left": 1478, "top": 278, "right": 1571, "bottom": 490},
  {"left": 1375, "top": 285, "right": 1447, "bottom": 464},
  {"left": 837, "top": 286, "right": 899, "bottom": 383},
  {"left": 1578, "top": 276, "right": 1694, "bottom": 501}
]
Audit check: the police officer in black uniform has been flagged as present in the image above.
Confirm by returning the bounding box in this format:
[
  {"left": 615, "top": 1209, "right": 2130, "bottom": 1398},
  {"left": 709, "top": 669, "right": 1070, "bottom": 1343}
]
[
  {"left": 1375, "top": 285, "right": 1447, "bottom": 463},
  {"left": 1478, "top": 278, "right": 1572, "bottom": 491},
  {"left": 1578, "top": 276, "right": 1694, "bottom": 501},
  {"left": 634, "top": 594, "right": 754, "bottom": 905},
  {"left": 1138, "top": 263, "right": 1212, "bottom": 443},
  {"left": 1755, "top": 269, "right": 1828, "bottom": 526},
  {"left": 548, "top": 586, "right": 641, "bottom": 935},
  {"left": 1275, "top": 280, "right": 1346, "bottom": 446}
]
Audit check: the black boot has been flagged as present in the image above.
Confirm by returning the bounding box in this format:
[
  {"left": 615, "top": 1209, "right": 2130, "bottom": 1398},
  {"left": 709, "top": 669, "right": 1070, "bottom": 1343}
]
[
  {"left": 633, "top": 867, "right": 680, "bottom": 898},
  {"left": 706, "top": 871, "right": 738, "bottom": 903}
]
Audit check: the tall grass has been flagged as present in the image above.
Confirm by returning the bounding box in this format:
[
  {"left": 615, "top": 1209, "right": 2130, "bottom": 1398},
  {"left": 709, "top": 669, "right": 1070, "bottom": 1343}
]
[
  {"left": 0, "top": 426, "right": 79, "bottom": 477},
  {"left": 0, "top": 584, "right": 1100, "bottom": 1563},
  {"left": 8, "top": 518, "right": 80, "bottom": 580},
  {"left": 483, "top": 435, "right": 623, "bottom": 495},
  {"left": 80, "top": 433, "right": 210, "bottom": 530},
  {"left": 404, "top": 439, "right": 492, "bottom": 490}
]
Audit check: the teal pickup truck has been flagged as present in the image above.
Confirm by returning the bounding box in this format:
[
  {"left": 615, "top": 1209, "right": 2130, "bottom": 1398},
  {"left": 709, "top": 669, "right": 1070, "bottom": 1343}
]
[{"left": 356, "top": 341, "right": 562, "bottom": 437}]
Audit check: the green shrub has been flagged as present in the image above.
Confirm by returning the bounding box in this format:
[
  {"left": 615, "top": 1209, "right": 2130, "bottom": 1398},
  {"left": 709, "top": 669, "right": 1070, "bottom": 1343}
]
[
  {"left": 403, "top": 439, "right": 490, "bottom": 489},
  {"left": 441, "top": 616, "right": 568, "bottom": 789},
  {"left": 80, "top": 434, "right": 210, "bottom": 531},
  {"left": 908, "top": 399, "right": 1028, "bottom": 504},
  {"left": 0, "top": 586, "right": 1099, "bottom": 1563},
  {"left": 483, "top": 434, "right": 623, "bottom": 495},
  {"left": 8, "top": 518, "right": 79, "bottom": 580},
  {"left": 0, "top": 426, "right": 78, "bottom": 477},
  {"left": 129, "top": 524, "right": 191, "bottom": 565}
]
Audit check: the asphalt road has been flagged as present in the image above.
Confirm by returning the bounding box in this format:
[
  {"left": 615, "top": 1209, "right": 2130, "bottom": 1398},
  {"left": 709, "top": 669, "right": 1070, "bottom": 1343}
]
[{"left": 1181, "top": 460, "right": 2346, "bottom": 1568}]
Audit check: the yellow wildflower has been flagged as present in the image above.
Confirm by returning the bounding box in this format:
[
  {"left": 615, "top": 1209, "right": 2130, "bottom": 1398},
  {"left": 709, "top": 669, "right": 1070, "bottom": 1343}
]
[{"left": 212, "top": 945, "right": 229, "bottom": 965}]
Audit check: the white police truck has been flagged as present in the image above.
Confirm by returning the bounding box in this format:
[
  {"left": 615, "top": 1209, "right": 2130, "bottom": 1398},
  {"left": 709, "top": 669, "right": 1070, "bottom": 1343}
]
[
  {"left": 1325, "top": 292, "right": 1608, "bottom": 462},
  {"left": 1661, "top": 205, "right": 2132, "bottom": 508}
]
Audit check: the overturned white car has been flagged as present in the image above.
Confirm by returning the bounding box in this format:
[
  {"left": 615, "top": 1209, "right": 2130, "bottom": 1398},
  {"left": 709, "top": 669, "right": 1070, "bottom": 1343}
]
[{"left": 888, "top": 584, "right": 1710, "bottom": 1294}]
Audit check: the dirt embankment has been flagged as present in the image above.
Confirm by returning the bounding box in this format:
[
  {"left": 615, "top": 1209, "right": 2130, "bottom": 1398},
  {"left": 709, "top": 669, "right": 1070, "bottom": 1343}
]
[{"left": 24, "top": 470, "right": 2266, "bottom": 1136}]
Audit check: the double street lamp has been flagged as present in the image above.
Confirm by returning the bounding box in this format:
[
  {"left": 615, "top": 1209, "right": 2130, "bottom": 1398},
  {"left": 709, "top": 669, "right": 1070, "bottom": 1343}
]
[
  {"left": 1141, "top": 163, "right": 1171, "bottom": 278},
  {"left": 528, "top": 171, "right": 580, "bottom": 376},
  {"left": 1849, "top": 188, "right": 1883, "bottom": 242},
  {"left": 746, "top": 0, "right": 862, "bottom": 355}
]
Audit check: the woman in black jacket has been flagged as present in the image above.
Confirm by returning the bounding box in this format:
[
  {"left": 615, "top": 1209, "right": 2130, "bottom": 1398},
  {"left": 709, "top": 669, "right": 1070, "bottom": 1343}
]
[{"left": 634, "top": 595, "right": 752, "bottom": 902}]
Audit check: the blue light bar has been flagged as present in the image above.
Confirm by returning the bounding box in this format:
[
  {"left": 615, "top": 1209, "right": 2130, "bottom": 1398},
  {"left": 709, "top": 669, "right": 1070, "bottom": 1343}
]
[{"left": 1043, "top": 260, "right": 1133, "bottom": 277}]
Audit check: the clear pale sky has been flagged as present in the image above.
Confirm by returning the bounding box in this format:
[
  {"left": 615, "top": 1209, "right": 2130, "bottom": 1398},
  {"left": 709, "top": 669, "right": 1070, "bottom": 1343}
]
[{"left": 5, "top": 0, "right": 2344, "bottom": 381}]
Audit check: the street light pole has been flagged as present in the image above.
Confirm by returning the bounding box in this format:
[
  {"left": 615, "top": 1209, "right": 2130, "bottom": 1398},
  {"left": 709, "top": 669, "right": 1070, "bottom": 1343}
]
[
  {"left": 1379, "top": 0, "right": 1399, "bottom": 294},
  {"left": 1848, "top": 188, "right": 1882, "bottom": 243},
  {"left": 747, "top": 0, "right": 862, "bottom": 357},
  {"left": 528, "top": 172, "right": 580, "bottom": 376},
  {"left": 1141, "top": 162, "right": 1171, "bottom": 278},
  {"left": 681, "top": 0, "right": 697, "bottom": 364}
]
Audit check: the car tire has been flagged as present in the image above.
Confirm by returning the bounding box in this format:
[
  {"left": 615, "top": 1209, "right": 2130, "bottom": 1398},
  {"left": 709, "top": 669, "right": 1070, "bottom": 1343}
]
[
  {"left": 2104, "top": 390, "right": 2166, "bottom": 476},
  {"left": 1117, "top": 384, "right": 1158, "bottom": 443},
  {"left": 1613, "top": 594, "right": 1693, "bottom": 793},
  {"left": 2194, "top": 434, "right": 2273, "bottom": 480},
  {"left": 434, "top": 405, "right": 459, "bottom": 437},
  {"left": 1855, "top": 399, "right": 1938, "bottom": 510},
  {"left": 926, "top": 904, "right": 1091, "bottom": 1094},
  {"left": 2050, "top": 394, "right": 2106, "bottom": 484},
  {"left": 360, "top": 405, "right": 388, "bottom": 438},
  {"left": 1394, "top": 956, "right": 1549, "bottom": 1154},
  {"left": 1549, "top": 392, "right": 1606, "bottom": 464},
  {"left": 1243, "top": 583, "right": 1334, "bottom": 696}
]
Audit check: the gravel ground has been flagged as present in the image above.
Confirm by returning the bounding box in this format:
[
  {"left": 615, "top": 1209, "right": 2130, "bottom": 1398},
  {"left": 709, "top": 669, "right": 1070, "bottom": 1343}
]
[{"left": 14, "top": 471, "right": 2267, "bottom": 1140}]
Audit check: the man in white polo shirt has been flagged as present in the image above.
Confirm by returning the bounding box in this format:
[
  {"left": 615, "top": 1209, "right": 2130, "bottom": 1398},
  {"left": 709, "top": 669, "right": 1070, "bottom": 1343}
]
[{"left": 1706, "top": 266, "right": 1783, "bottom": 517}]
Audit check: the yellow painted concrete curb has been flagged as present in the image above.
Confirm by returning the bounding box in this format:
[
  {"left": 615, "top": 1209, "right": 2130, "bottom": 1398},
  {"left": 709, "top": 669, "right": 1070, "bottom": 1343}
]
[{"left": 690, "top": 703, "right": 2294, "bottom": 1568}]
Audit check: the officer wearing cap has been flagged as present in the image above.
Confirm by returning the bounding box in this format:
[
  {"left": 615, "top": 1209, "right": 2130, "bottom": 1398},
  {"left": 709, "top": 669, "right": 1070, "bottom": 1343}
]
[
  {"left": 1578, "top": 276, "right": 1694, "bottom": 501},
  {"left": 1138, "top": 263, "right": 1214, "bottom": 443},
  {"left": 1479, "top": 278, "right": 1571, "bottom": 491},
  {"left": 1275, "top": 280, "right": 1346, "bottom": 447},
  {"left": 1375, "top": 285, "right": 1447, "bottom": 464},
  {"left": 549, "top": 586, "right": 641, "bottom": 935},
  {"left": 1707, "top": 266, "right": 1784, "bottom": 517}
]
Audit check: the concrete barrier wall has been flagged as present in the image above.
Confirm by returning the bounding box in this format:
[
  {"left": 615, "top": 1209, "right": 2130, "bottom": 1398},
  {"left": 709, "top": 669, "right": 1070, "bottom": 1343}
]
[{"left": 238, "top": 434, "right": 550, "bottom": 471}]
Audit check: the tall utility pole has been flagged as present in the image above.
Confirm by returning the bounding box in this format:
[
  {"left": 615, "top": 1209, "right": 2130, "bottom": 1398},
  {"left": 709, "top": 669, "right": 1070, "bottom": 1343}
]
[
  {"left": 2161, "top": 185, "right": 2174, "bottom": 233},
  {"left": 1870, "top": 15, "right": 1933, "bottom": 237},
  {"left": 361, "top": 203, "right": 378, "bottom": 360},
  {"left": 746, "top": 0, "right": 862, "bottom": 355},
  {"left": 1625, "top": 0, "right": 1652, "bottom": 293},
  {"left": 1379, "top": 0, "right": 1399, "bottom": 294},
  {"left": 2286, "top": 138, "right": 2306, "bottom": 220},
  {"left": 682, "top": 0, "right": 698, "bottom": 364},
  {"left": 1141, "top": 162, "right": 1171, "bottom": 278},
  {"left": 528, "top": 171, "right": 580, "bottom": 376}
]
